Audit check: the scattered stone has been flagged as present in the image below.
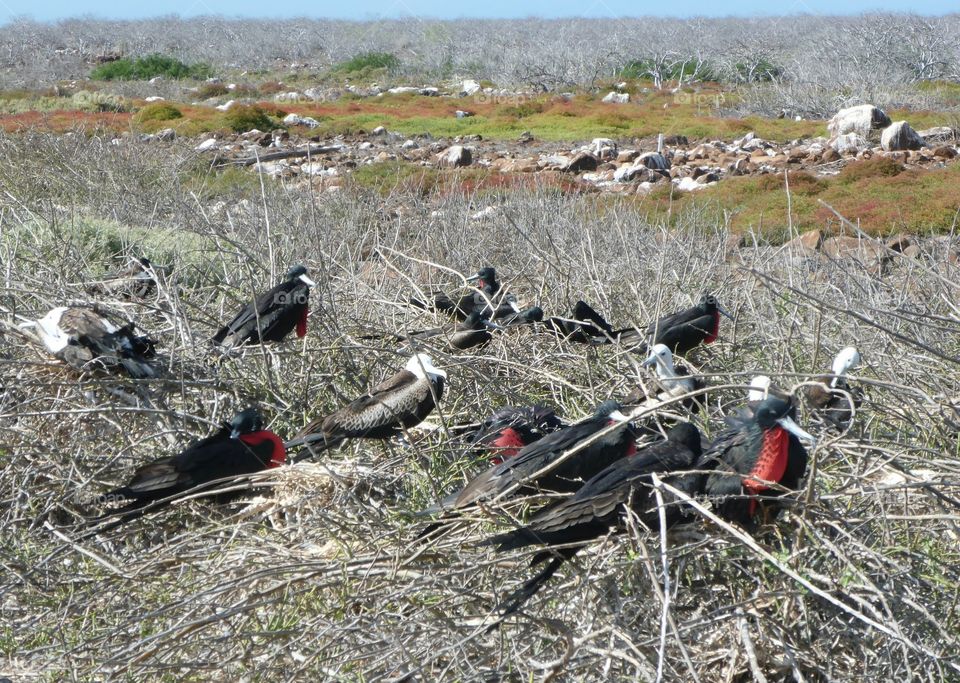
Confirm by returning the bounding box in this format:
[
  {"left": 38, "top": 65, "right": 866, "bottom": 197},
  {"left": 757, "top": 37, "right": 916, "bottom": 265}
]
[
  {"left": 881, "top": 121, "right": 924, "bottom": 151},
  {"left": 194, "top": 138, "right": 219, "bottom": 152},
  {"left": 461, "top": 79, "right": 481, "bottom": 96},
  {"left": 359, "top": 141, "right": 374, "bottom": 150},
  {"left": 153, "top": 128, "right": 176, "bottom": 141},
  {"left": 637, "top": 152, "right": 670, "bottom": 172},
  {"left": 283, "top": 113, "right": 321, "bottom": 128},
  {"left": 387, "top": 86, "right": 421, "bottom": 95},
  {"left": 601, "top": 91, "right": 630, "bottom": 104},
  {"left": 274, "top": 91, "right": 303, "bottom": 103},
  {"left": 617, "top": 149, "right": 640, "bottom": 163},
  {"left": 829, "top": 133, "right": 868, "bottom": 155},
  {"left": 144, "top": 96, "right": 165, "bottom": 102},
  {"left": 471, "top": 205, "right": 498, "bottom": 221},
  {"left": 932, "top": 145, "right": 957, "bottom": 159},
  {"left": 215, "top": 100, "right": 236, "bottom": 112},
  {"left": 827, "top": 104, "right": 891, "bottom": 137},
  {"left": 613, "top": 164, "right": 650, "bottom": 182},
  {"left": 820, "top": 147, "right": 841, "bottom": 163},
  {"left": 662, "top": 135, "right": 689, "bottom": 146},
  {"left": 822, "top": 236, "right": 884, "bottom": 260},
  {"left": 517, "top": 131, "right": 534, "bottom": 144},
  {"left": 563, "top": 152, "right": 599, "bottom": 173},
  {"left": 371, "top": 126, "right": 387, "bottom": 136},
  {"left": 401, "top": 139, "right": 418, "bottom": 149},
  {"left": 149, "top": 76, "right": 163, "bottom": 84},
  {"left": 591, "top": 138, "right": 618, "bottom": 160},
  {"left": 436, "top": 145, "right": 472, "bottom": 168},
  {"left": 784, "top": 229, "right": 824, "bottom": 253},
  {"left": 455, "top": 110, "right": 473, "bottom": 118}
]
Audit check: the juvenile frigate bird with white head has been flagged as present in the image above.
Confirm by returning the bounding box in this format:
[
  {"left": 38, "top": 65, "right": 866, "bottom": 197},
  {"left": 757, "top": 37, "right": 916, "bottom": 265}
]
[
  {"left": 20, "top": 306, "right": 156, "bottom": 378},
  {"left": 805, "top": 346, "right": 862, "bottom": 430}
]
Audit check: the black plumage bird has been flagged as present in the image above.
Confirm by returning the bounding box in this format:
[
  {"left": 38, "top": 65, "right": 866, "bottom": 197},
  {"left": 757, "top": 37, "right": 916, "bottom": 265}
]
[
  {"left": 212, "top": 265, "right": 315, "bottom": 348},
  {"left": 543, "top": 300, "right": 617, "bottom": 344},
  {"left": 484, "top": 423, "right": 703, "bottom": 616},
  {"left": 413, "top": 267, "right": 521, "bottom": 321},
  {"left": 804, "top": 347, "right": 862, "bottom": 430},
  {"left": 421, "top": 400, "right": 636, "bottom": 517},
  {"left": 699, "top": 396, "right": 815, "bottom": 526},
  {"left": 289, "top": 354, "right": 446, "bottom": 456},
  {"left": 20, "top": 306, "right": 156, "bottom": 378},
  {"left": 458, "top": 404, "right": 565, "bottom": 464},
  {"left": 645, "top": 293, "right": 733, "bottom": 356},
  {"left": 102, "top": 408, "right": 286, "bottom": 511},
  {"left": 380, "top": 310, "right": 503, "bottom": 351}
]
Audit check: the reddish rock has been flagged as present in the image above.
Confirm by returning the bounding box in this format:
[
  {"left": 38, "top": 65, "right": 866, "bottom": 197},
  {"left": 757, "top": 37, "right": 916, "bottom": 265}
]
[
  {"left": 822, "top": 236, "right": 884, "bottom": 260},
  {"left": 932, "top": 145, "right": 957, "bottom": 159},
  {"left": 784, "top": 229, "right": 824, "bottom": 253},
  {"left": 617, "top": 149, "right": 640, "bottom": 163}
]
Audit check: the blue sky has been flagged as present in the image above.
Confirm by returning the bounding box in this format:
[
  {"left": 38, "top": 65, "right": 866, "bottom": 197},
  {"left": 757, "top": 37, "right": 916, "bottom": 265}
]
[{"left": 5, "top": 0, "right": 957, "bottom": 21}]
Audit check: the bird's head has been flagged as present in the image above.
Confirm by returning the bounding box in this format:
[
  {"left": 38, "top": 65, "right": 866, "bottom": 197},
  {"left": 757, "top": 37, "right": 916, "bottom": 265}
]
[
  {"left": 754, "top": 397, "right": 815, "bottom": 445},
  {"left": 230, "top": 407, "right": 264, "bottom": 438},
  {"left": 466, "top": 267, "right": 497, "bottom": 289},
  {"left": 830, "top": 346, "right": 861, "bottom": 386},
  {"left": 641, "top": 343, "right": 676, "bottom": 378},
  {"left": 406, "top": 353, "right": 447, "bottom": 381},
  {"left": 595, "top": 399, "right": 630, "bottom": 423},
  {"left": 284, "top": 265, "right": 316, "bottom": 287}
]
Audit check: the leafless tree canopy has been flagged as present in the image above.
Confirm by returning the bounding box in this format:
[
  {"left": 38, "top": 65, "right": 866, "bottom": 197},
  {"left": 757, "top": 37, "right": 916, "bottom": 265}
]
[{"left": 1, "top": 13, "right": 959, "bottom": 114}]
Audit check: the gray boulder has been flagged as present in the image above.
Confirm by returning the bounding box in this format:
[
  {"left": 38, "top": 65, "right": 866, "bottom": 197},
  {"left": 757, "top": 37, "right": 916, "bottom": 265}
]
[
  {"left": 828, "top": 104, "right": 891, "bottom": 137},
  {"left": 881, "top": 121, "right": 925, "bottom": 151}
]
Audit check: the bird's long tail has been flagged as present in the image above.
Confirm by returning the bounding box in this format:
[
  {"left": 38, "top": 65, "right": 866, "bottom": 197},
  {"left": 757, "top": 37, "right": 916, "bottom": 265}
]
[
  {"left": 284, "top": 435, "right": 343, "bottom": 462},
  {"left": 487, "top": 547, "right": 580, "bottom": 631}
]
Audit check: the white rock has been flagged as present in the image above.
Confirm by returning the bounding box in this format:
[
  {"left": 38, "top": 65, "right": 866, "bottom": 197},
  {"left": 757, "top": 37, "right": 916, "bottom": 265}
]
[
  {"left": 881, "top": 121, "right": 925, "bottom": 151},
  {"left": 144, "top": 96, "right": 165, "bottom": 102},
  {"left": 455, "top": 110, "right": 473, "bottom": 118},
  {"left": 227, "top": 83, "right": 237, "bottom": 91},
  {"left": 471, "top": 206, "right": 498, "bottom": 220},
  {"left": 828, "top": 104, "right": 891, "bottom": 137},
  {"left": 401, "top": 139, "right": 418, "bottom": 149},
  {"left": 829, "top": 133, "right": 869, "bottom": 154},
  {"left": 461, "top": 79, "right": 481, "bottom": 96},
  {"left": 282, "top": 113, "right": 321, "bottom": 128},
  {"left": 194, "top": 138, "right": 219, "bottom": 152},
  {"left": 215, "top": 100, "right": 236, "bottom": 112},
  {"left": 274, "top": 91, "right": 303, "bottom": 103},
  {"left": 149, "top": 76, "right": 163, "bottom": 84},
  {"left": 388, "top": 86, "right": 420, "bottom": 95},
  {"left": 613, "top": 164, "right": 649, "bottom": 182},
  {"left": 436, "top": 145, "right": 472, "bottom": 168},
  {"left": 675, "top": 176, "right": 707, "bottom": 192},
  {"left": 300, "top": 162, "right": 338, "bottom": 177},
  {"left": 359, "top": 141, "right": 374, "bottom": 150},
  {"left": 371, "top": 126, "right": 387, "bottom": 136},
  {"left": 602, "top": 91, "right": 630, "bottom": 104}
]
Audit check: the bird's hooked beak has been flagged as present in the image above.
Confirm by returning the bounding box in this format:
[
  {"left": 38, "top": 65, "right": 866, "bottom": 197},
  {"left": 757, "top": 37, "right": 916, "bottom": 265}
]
[
  {"left": 640, "top": 355, "right": 657, "bottom": 369},
  {"left": 230, "top": 427, "right": 242, "bottom": 439},
  {"left": 608, "top": 409, "right": 631, "bottom": 423},
  {"left": 298, "top": 273, "right": 317, "bottom": 287},
  {"left": 718, "top": 304, "right": 734, "bottom": 321},
  {"left": 776, "top": 415, "right": 816, "bottom": 446},
  {"left": 465, "top": 272, "right": 482, "bottom": 282}
]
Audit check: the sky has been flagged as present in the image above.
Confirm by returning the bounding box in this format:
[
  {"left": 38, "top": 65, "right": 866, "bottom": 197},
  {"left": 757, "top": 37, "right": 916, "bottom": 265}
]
[{"left": 4, "top": 0, "right": 957, "bottom": 21}]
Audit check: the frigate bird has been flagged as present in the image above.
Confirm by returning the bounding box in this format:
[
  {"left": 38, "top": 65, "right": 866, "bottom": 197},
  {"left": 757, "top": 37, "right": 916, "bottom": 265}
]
[
  {"left": 457, "top": 404, "right": 565, "bottom": 464},
  {"left": 102, "top": 407, "right": 285, "bottom": 511},
  {"left": 212, "top": 265, "right": 315, "bottom": 348},
  {"left": 484, "top": 422, "right": 703, "bottom": 617},
  {"left": 91, "top": 256, "right": 157, "bottom": 298},
  {"left": 625, "top": 343, "right": 705, "bottom": 414},
  {"left": 645, "top": 293, "right": 734, "bottom": 355},
  {"left": 699, "top": 396, "right": 815, "bottom": 526},
  {"left": 411, "top": 267, "right": 516, "bottom": 321},
  {"left": 289, "top": 353, "right": 446, "bottom": 456},
  {"left": 542, "top": 300, "right": 618, "bottom": 344},
  {"left": 19, "top": 306, "right": 156, "bottom": 378},
  {"left": 369, "top": 310, "right": 503, "bottom": 351},
  {"left": 419, "top": 400, "right": 636, "bottom": 518},
  {"left": 804, "top": 347, "right": 862, "bottom": 430}
]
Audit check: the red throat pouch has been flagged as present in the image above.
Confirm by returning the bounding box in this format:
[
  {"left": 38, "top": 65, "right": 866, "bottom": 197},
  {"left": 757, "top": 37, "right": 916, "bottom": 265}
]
[
  {"left": 704, "top": 311, "right": 720, "bottom": 344},
  {"left": 744, "top": 427, "right": 788, "bottom": 493},
  {"left": 296, "top": 305, "right": 308, "bottom": 338},
  {"left": 488, "top": 427, "right": 525, "bottom": 464},
  {"left": 240, "top": 431, "right": 287, "bottom": 467}
]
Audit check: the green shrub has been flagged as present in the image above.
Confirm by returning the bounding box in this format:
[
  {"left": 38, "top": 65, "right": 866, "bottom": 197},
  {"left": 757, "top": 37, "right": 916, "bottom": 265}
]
[
  {"left": 195, "top": 82, "right": 230, "bottom": 99},
  {"left": 837, "top": 156, "right": 905, "bottom": 183},
  {"left": 134, "top": 102, "right": 183, "bottom": 124},
  {"left": 620, "top": 58, "right": 721, "bottom": 83},
  {"left": 333, "top": 52, "right": 400, "bottom": 75},
  {"left": 90, "top": 54, "right": 214, "bottom": 81},
  {"left": 222, "top": 104, "right": 276, "bottom": 133}
]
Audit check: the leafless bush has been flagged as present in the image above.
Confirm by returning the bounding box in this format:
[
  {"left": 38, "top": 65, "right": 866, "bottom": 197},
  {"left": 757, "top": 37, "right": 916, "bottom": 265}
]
[
  {"left": 0, "top": 134, "right": 958, "bottom": 680},
  {"left": 1, "top": 14, "right": 959, "bottom": 114}
]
